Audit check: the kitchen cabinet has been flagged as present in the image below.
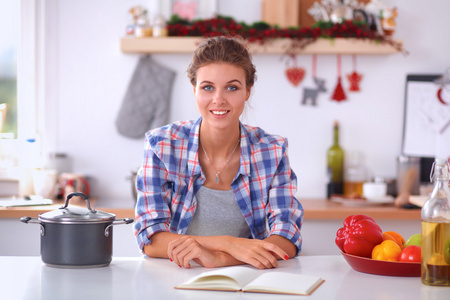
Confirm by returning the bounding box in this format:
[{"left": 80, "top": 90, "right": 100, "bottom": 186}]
[{"left": 120, "top": 37, "right": 403, "bottom": 55}]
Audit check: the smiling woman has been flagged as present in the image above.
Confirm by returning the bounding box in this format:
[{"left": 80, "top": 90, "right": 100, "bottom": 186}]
[{"left": 133, "top": 37, "right": 303, "bottom": 270}]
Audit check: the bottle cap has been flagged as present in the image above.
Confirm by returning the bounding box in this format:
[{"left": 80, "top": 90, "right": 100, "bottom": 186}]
[{"left": 435, "top": 158, "right": 448, "bottom": 165}]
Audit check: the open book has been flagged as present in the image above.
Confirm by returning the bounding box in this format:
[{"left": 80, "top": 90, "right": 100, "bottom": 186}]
[{"left": 175, "top": 266, "right": 324, "bottom": 296}]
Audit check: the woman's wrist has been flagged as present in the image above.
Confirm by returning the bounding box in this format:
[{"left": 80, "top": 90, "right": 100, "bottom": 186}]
[
  {"left": 216, "top": 235, "right": 233, "bottom": 252},
  {"left": 215, "top": 250, "right": 245, "bottom": 267},
  {"left": 195, "top": 235, "right": 234, "bottom": 253}
]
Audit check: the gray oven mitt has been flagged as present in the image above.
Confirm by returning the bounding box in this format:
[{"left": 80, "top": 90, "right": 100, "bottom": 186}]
[{"left": 116, "top": 55, "right": 176, "bottom": 139}]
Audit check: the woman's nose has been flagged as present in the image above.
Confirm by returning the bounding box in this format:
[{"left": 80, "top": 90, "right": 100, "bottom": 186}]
[{"left": 212, "top": 90, "right": 226, "bottom": 104}]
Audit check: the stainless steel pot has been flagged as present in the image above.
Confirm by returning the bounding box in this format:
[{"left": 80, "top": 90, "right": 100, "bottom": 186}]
[{"left": 20, "top": 192, "right": 134, "bottom": 268}]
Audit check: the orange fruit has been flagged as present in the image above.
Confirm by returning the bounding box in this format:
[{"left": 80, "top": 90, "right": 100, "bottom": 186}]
[
  {"left": 383, "top": 231, "right": 405, "bottom": 249},
  {"left": 382, "top": 232, "right": 397, "bottom": 243}
]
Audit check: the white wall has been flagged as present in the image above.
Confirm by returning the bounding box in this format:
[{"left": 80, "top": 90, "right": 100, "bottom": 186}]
[{"left": 42, "top": 0, "right": 450, "bottom": 208}]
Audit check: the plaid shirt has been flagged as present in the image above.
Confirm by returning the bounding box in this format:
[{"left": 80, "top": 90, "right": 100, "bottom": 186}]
[{"left": 134, "top": 117, "right": 303, "bottom": 254}]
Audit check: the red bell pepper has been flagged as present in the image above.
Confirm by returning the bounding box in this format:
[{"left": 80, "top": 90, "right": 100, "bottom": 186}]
[{"left": 335, "top": 214, "right": 384, "bottom": 258}]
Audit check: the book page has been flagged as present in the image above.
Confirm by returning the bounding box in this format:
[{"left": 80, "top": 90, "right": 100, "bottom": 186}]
[
  {"left": 243, "top": 272, "right": 324, "bottom": 295},
  {"left": 176, "top": 266, "right": 259, "bottom": 291}
]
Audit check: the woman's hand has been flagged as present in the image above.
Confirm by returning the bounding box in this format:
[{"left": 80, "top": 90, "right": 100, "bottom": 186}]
[
  {"left": 221, "top": 237, "right": 289, "bottom": 270},
  {"left": 162, "top": 233, "right": 295, "bottom": 270},
  {"left": 168, "top": 236, "right": 223, "bottom": 268}
]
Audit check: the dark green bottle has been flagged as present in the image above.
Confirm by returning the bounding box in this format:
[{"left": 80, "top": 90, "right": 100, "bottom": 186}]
[{"left": 327, "top": 121, "right": 344, "bottom": 198}]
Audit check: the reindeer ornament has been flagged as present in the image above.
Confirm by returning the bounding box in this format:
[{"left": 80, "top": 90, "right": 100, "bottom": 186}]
[{"left": 302, "top": 77, "right": 327, "bottom": 106}]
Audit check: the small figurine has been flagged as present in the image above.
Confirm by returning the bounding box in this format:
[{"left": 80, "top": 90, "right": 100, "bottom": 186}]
[
  {"left": 380, "top": 7, "right": 397, "bottom": 36},
  {"left": 127, "top": 5, "right": 152, "bottom": 37},
  {"left": 365, "top": 0, "right": 396, "bottom": 35}
]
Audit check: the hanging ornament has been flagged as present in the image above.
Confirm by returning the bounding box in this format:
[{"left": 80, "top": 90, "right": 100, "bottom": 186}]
[
  {"left": 346, "top": 55, "right": 363, "bottom": 92},
  {"left": 437, "top": 88, "right": 449, "bottom": 105},
  {"left": 302, "top": 55, "right": 327, "bottom": 106},
  {"left": 331, "top": 55, "right": 347, "bottom": 102},
  {"left": 285, "top": 55, "right": 306, "bottom": 87},
  {"left": 435, "top": 68, "right": 450, "bottom": 105}
]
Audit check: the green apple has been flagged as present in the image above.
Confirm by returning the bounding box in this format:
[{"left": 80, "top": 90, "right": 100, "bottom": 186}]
[
  {"left": 445, "top": 236, "right": 450, "bottom": 264},
  {"left": 405, "top": 233, "right": 421, "bottom": 247}
]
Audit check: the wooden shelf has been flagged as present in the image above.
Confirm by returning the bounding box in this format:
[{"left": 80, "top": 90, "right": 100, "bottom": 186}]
[{"left": 120, "top": 36, "right": 402, "bottom": 55}]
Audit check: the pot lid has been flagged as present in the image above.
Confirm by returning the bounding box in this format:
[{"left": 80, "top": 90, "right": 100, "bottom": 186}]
[
  {"left": 38, "top": 192, "right": 115, "bottom": 223},
  {"left": 39, "top": 206, "right": 116, "bottom": 223}
]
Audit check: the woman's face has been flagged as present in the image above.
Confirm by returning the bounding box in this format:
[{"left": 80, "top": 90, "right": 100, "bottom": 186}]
[{"left": 194, "top": 63, "right": 250, "bottom": 131}]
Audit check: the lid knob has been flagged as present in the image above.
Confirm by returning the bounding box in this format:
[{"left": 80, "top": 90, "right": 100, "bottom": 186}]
[{"left": 61, "top": 192, "right": 96, "bottom": 213}]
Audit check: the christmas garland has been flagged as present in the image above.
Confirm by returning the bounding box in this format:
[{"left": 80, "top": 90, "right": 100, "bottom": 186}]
[{"left": 167, "top": 15, "right": 404, "bottom": 53}]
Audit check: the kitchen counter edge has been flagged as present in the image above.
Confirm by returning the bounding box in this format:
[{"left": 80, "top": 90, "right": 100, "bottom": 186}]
[{"left": 0, "top": 199, "right": 420, "bottom": 220}]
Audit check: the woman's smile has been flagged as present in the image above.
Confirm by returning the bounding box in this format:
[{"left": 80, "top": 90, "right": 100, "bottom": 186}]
[
  {"left": 194, "top": 63, "right": 250, "bottom": 130},
  {"left": 211, "top": 110, "right": 230, "bottom": 117}
]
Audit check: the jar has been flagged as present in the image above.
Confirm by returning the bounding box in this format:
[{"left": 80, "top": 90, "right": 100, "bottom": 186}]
[
  {"left": 343, "top": 151, "right": 365, "bottom": 196},
  {"left": 397, "top": 156, "right": 420, "bottom": 196},
  {"left": 135, "top": 12, "right": 152, "bottom": 37},
  {"left": 152, "top": 14, "right": 167, "bottom": 37},
  {"left": 363, "top": 177, "right": 387, "bottom": 199}
]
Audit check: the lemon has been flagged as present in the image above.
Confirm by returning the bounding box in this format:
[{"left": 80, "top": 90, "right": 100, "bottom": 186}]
[{"left": 427, "top": 254, "right": 447, "bottom": 266}]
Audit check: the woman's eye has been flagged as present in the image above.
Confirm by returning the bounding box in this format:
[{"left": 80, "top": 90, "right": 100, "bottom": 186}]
[
  {"left": 202, "top": 85, "right": 213, "bottom": 91},
  {"left": 227, "top": 85, "right": 238, "bottom": 91}
]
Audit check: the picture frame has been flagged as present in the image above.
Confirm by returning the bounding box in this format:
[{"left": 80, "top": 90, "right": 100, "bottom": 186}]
[
  {"left": 157, "top": 0, "right": 218, "bottom": 22},
  {"left": 401, "top": 74, "right": 450, "bottom": 158}
]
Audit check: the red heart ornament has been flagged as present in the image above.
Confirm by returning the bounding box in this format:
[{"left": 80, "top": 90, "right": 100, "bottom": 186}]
[{"left": 285, "top": 67, "right": 305, "bottom": 87}]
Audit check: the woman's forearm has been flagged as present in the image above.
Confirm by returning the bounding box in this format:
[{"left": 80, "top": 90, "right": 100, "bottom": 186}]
[
  {"left": 144, "top": 232, "right": 230, "bottom": 257},
  {"left": 264, "top": 234, "right": 297, "bottom": 258},
  {"left": 143, "top": 231, "right": 182, "bottom": 258},
  {"left": 145, "top": 232, "right": 244, "bottom": 267},
  {"left": 196, "top": 234, "right": 296, "bottom": 258},
  {"left": 144, "top": 232, "right": 296, "bottom": 268}
]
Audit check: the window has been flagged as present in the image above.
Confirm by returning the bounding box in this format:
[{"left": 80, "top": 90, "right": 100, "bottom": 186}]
[
  {"left": 0, "top": 1, "right": 19, "bottom": 139},
  {"left": 0, "top": 0, "right": 40, "bottom": 175}
]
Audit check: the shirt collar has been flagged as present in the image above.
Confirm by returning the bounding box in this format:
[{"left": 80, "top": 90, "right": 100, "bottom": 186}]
[{"left": 187, "top": 117, "right": 202, "bottom": 177}]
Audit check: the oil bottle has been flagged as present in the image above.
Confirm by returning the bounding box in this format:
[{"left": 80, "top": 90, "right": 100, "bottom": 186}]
[
  {"left": 326, "top": 121, "right": 344, "bottom": 198},
  {"left": 421, "top": 158, "right": 450, "bottom": 286}
]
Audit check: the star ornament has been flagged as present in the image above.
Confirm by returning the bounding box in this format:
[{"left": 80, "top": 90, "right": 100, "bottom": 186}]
[{"left": 346, "top": 71, "right": 363, "bottom": 91}]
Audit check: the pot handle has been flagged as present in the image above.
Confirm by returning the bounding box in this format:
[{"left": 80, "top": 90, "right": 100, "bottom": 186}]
[
  {"left": 20, "top": 216, "right": 45, "bottom": 236},
  {"left": 104, "top": 218, "right": 134, "bottom": 237},
  {"left": 61, "top": 192, "right": 96, "bottom": 213}
]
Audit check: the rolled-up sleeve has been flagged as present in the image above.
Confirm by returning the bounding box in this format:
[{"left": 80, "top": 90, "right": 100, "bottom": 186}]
[
  {"left": 134, "top": 136, "right": 173, "bottom": 252},
  {"left": 266, "top": 143, "right": 303, "bottom": 255}
]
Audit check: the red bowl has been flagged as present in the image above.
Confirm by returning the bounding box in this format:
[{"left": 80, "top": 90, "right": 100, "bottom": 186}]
[{"left": 342, "top": 252, "right": 421, "bottom": 277}]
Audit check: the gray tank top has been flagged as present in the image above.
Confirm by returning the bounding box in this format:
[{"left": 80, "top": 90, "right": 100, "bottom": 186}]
[{"left": 185, "top": 186, "right": 251, "bottom": 238}]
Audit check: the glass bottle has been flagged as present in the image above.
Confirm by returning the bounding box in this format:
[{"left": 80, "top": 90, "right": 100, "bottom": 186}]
[
  {"left": 421, "top": 158, "right": 450, "bottom": 286},
  {"left": 327, "top": 121, "right": 344, "bottom": 198}
]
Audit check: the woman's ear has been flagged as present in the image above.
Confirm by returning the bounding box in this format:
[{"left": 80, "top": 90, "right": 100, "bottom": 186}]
[{"left": 245, "top": 88, "right": 251, "bottom": 101}]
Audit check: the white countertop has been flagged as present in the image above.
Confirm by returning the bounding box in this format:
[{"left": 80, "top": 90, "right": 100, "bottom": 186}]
[{"left": 1, "top": 255, "right": 448, "bottom": 300}]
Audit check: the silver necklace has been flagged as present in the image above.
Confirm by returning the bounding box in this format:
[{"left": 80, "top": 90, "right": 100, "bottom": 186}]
[{"left": 201, "top": 139, "right": 240, "bottom": 183}]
